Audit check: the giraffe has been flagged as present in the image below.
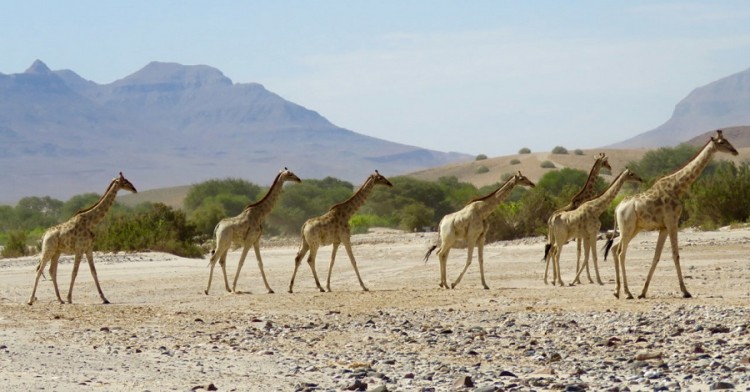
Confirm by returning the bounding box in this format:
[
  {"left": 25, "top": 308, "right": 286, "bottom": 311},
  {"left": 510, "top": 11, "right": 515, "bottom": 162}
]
[
  {"left": 543, "top": 152, "right": 612, "bottom": 285},
  {"left": 605, "top": 130, "right": 738, "bottom": 299},
  {"left": 204, "top": 168, "right": 301, "bottom": 295},
  {"left": 424, "top": 171, "right": 535, "bottom": 289},
  {"left": 27, "top": 172, "right": 137, "bottom": 305},
  {"left": 288, "top": 170, "right": 393, "bottom": 293},
  {"left": 546, "top": 169, "right": 643, "bottom": 287}
]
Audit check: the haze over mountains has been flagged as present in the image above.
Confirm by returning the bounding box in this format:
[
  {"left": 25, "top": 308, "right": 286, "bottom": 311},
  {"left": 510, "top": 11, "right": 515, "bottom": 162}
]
[
  {"left": 0, "top": 60, "right": 469, "bottom": 203},
  {"left": 610, "top": 67, "right": 750, "bottom": 148},
  {"left": 2, "top": 60, "right": 749, "bottom": 204}
]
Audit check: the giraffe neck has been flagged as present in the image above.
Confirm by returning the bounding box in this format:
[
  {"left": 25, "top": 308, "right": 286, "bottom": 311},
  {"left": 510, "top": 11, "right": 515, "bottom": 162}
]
[
  {"left": 76, "top": 180, "right": 120, "bottom": 228},
  {"left": 476, "top": 179, "right": 517, "bottom": 218},
  {"left": 333, "top": 177, "right": 375, "bottom": 219},
  {"left": 658, "top": 141, "right": 716, "bottom": 197},
  {"left": 245, "top": 174, "right": 286, "bottom": 218},
  {"left": 582, "top": 171, "right": 630, "bottom": 215},
  {"left": 571, "top": 159, "right": 604, "bottom": 206}
]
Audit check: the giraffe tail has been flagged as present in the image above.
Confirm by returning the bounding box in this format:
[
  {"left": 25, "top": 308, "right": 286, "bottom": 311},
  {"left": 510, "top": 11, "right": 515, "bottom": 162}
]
[
  {"left": 542, "top": 243, "right": 552, "bottom": 262},
  {"left": 423, "top": 244, "right": 438, "bottom": 263}
]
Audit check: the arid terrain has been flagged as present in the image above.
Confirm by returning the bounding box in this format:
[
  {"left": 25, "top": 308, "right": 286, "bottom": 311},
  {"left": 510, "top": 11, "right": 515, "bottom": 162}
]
[{"left": 0, "top": 228, "right": 748, "bottom": 391}]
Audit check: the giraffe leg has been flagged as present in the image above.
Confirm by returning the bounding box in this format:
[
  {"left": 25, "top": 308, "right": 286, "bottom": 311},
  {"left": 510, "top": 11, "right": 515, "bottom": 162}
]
[
  {"left": 84, "top": 250, "right": 109, "bottom": 304},
  {"left": 67, "top": 253, "right": 83, "bottom": 304},
  {"left": 612, "top": 242, "right": 622, "bottom": 298},
  {"left": 666, "top": 228, "right": 691, "bottom": 298},
  {"left": 437, "top": 248, "right": 450, "bottom": 289},
  {"left": 590, "top": 236, "right": 603, "bottom": 285},
  {"left": 307, "top": 246, "right": 325, "bottom": 292},
  {"left": 616, "top": 236, "right": 633, "bottom": 299},
  {"left": 231, "top": 245, "right": 251, "bottom": 293},
  {"left": 451, "top": 243, "right": 474, "bottom": 289},
  {"left": 326, "top": 243, "right": 340, "bottom": 292},
  {"left": 288, "top": 242, "right": 309, "bottom": 293},
  {"left": 571, "top": 239, "right": 588, "bottom": 286},
  {"left": 28, "top": 252, "right": 53, "bottom": 305},
  {"left": 637, "top": 229, "right": 668, "bottom": 299},
  {"left": 252, "top": 240, "right": 274, "bottom": 294},
  {"left": 477, "top": 239, "right": 489, "bottom": 290},
  {"left": 219, "top": 253, "right": 231, "bottom": 293},
  {"left": 342, "top": 238, "right": 368, "bottom": 292},
  {"left": 552, "top": 243, "right": 565, "bottom": 287}
]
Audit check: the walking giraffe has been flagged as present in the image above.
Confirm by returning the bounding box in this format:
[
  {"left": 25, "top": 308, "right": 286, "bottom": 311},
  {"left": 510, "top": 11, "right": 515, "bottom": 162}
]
[
  {"left": 288, "top": 171, "right": 393, "bottom": 293},
  {"left": 204, "top": 168, "right": 301, "bottom": 295},
  {"left": 543, "top": 153, "right": 612, "bottom": 284},
  {"left": 28, "top": 172, "right": 137, "bottom": 305},
  {"left": 546, "top": 169, "right": 643, "bottom": 287},
  {"left": 605, "top": 130, "right": 738, "bottom": 299},
  {"left": 424, "top": 172, "right": 535, "bottom": 289}
]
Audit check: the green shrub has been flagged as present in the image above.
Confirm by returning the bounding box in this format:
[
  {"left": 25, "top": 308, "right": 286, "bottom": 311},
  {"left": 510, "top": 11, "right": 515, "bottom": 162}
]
[
  {"left": 475, "top": 165, "right": 490, "bottom": 174},
  {"left": 1, "top": 230, "right": 30, "bottom": 258},
  {"left": 350, "top": 214, "right": 392, "bottom": 234},
  {"left": 551, "top": 146, "right": 568, "bottom": 154},
  {"left": 398, "top": 203, "right": 435, "bottom": 232},
  {"left": 97, "top": 203, "right": 203, "bottom": 258},
  {"left": 540, "top": 161, "right": 556, "bottom": 169},
  {"left": 574, "top": 149, "right": 584, "bottom": 155},
  {"left": 518, "top": 147, "right": 531, "bottom": 154},
  {"left": 475, "top": 154, "right": 488, "bottom": 161},
  {"left": 510, "top": 158, "right": 521, "bottom": 165}
]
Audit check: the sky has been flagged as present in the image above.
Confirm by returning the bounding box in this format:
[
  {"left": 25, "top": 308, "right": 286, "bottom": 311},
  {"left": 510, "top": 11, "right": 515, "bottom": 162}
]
[{"left": 3, "top": 1, "right": 750, "bottom": 156}]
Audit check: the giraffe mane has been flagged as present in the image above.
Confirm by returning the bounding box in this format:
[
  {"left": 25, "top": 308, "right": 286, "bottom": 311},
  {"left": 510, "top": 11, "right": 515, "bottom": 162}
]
[
  {"left": 652, "top": 137, "right": 713, "bottom": 184},
  {"left": 328, "top": 175, "right": 373, "bottom": 211},
  {"left": 467, "top": 175, "right": 515, "bottom": 204},
  {"left": 568, "top": 154, "right": 606, "bottom": 203},
  {"left": 73, "top": 178, "right": 118, "bottom": 216},
  {"left": 243, "top": 171, "right": 284, "bottom": 210}
]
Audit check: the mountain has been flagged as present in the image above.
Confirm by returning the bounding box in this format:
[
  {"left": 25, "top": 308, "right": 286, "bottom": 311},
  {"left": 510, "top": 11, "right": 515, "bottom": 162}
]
[
  {"left": 610, "top": 67, "right": 750, "bottom": 148},
  {"left": 0, "top": 60, "right": 470, "bottom": 204}
]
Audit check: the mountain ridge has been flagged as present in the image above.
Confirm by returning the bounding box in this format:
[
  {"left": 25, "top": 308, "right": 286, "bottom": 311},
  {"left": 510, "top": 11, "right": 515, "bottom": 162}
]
[{"left": 0, "top": 60, "right": 470, "bottom": 204}]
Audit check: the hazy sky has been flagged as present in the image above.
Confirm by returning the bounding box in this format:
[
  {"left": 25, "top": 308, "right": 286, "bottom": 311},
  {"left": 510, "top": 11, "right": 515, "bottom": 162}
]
[{"left": 3, "top": 1, "right": 750, "bottom": 156}]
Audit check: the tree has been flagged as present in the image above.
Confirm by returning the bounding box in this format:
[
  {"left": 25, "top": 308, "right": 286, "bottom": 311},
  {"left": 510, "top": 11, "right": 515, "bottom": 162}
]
[
  {"left": 551, "top": 146, "right": 569, "bottom": 154},
  {"left": 518, "top": 147, "right": 531, "bottom": 154}
]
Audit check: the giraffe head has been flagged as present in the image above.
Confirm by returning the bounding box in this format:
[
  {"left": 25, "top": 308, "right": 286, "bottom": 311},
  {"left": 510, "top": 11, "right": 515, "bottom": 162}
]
[
  {"left": 115, "top": 172, "right": 138, "bottom": 194},
  {"left": 510, "top": 171, "right": 535, "bottom": 188},
  {"left": 595, "top": 152, "right": 612, "bottom": 173},
  {"left": 712, "top": 130, "right": 739, "bottom": 156},
  {"left": 621, "top": 168, "right": 644, "bottom": 185},
  {"left": 279, "top": 167, "right": 302, "bottom": 183},
  {"left": 371, "top": 170, "right": 393, "bottom": 187}
]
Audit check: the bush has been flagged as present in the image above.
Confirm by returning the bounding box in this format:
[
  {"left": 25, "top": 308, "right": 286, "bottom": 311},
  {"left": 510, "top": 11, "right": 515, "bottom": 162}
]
[
  {"left": 684, "top": 162, "right": 750, "bottom": 229},
  {"left": 574, "top": 149, "right": 584, "bottom": 155},
  {"left": 475, "top": 154, "right": 488, "bottom": 161},
  {"left": 518, "top": 147, "right": 531, "bottom": 154},
  {"left": 349, "top": 214, "right": 391, "bottom": 235},
  {"left": 510, "top": 159, "right": 521, "bottom": 165},
  {"left": 97, "top": 203, "right": 203, "bottom": 258},
  {"left": 540, "top": 161, "right": 556, "bottom": 169},
  {"left": 551, "top": 146, "right": 568, "bottom": 154},
  {"left": 1, "top": 230, "right": 30, "bottom": 258},
  {"left": 475, "top": 165, "right": 490, "bottom": 174}
]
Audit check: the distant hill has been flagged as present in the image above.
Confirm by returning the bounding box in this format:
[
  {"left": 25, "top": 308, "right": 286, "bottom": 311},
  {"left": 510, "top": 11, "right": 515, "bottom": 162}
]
[
  {"left": 610, "top": 67, "right": 750, "bottom": 148},
  {"left": 0, "top": 60, "right": 470, "bottom": 204},
  {"left": 684, "top": 126, "right": 750, "bottom": 148}
]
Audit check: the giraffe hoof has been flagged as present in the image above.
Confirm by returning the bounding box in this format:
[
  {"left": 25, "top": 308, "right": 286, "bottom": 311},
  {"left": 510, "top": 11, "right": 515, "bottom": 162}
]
[
  {"left": 626, "top": 294, "right": 634, "bottom": 300},
  {"left": 204, "top": 290, "right": 209, "bottom": 295},
  {"left": 102, "top": 299, "right": 110, "bottom": 305},
  {"left": 267, "top": 289, "right": 275, "bottom": 294},
  {"left": 483, "top": 285, "right": 489, "bottom": 290},
  {"left": 613, "top": 293, "right": 620, "bottom": 299},
  {"left": 318, "top": 288, "right": 325, "bottom": 293},
  {"left": 637, "top": 294, "right": 646, "bottom": 299},
  {"left": 683, "top": 292, "right": 692, "bottom": 299},
  {"left": 362, "top": 288, "right": 370, "bottom": 292}
]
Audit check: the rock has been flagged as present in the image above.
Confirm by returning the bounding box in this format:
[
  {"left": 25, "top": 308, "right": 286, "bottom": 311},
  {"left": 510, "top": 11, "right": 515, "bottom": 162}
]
[
  {"left": 635, "top": 351, "right": 662, "bottom": 361},
  {"left": 369, "top": 385, "right": 388, "bottom": 392},
  {"left": 453, "top": 375, "right": 474, "bottom": 388},
  {"left": 345, "top": 379, "right": 367, "bottom": 391},
  {"left": 709, "top": 381, "right": 735, "bottom": 390},
  {"left": 499, "top": 370, "right": 517, "bottom": 378},
  {"left": 473, "top": 386, "right": 497, "bottom": 392}
]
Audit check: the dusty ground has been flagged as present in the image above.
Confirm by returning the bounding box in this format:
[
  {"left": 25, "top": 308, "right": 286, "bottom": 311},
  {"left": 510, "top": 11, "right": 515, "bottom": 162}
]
[{"left": 0, "top": 228, "right": 748, "bottom": 391}]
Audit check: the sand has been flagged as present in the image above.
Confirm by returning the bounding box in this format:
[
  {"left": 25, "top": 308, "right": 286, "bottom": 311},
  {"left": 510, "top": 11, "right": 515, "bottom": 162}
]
[{"left": 0, "top": 228, "right": 748, "bottom": 391}]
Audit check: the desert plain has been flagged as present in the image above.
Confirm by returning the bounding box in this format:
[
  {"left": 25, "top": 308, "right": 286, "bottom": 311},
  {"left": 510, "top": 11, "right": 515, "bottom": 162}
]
[{"left": 0, "top": 227, "right": 748, "bottom": 391}]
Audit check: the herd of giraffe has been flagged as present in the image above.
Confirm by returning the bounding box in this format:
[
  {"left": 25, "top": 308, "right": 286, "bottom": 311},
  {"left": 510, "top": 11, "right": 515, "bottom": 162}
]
[{"left": 25, "top": 130, "right": 738, "bottom": 305}]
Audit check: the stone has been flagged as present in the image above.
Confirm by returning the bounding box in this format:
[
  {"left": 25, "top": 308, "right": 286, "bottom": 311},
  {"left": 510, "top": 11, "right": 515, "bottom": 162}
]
[
  {"left": 709, "top": 381, "right": 735, "bottom": 390},
  {"left": 452, "top": 375, "right": 474, "bottom": 388},
  {"left": 635, "top": 351, "right": 662, "bottom": 361}
]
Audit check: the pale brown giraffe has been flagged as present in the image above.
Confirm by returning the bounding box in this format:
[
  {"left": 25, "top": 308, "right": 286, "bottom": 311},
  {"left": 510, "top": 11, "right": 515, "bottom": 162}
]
[
  {"left": 424, "top": 172, "right": 535, "bottom": 289},
  {"left": 288, "top": 170, "right": 393, "bottom": 293},
  {"left": 606, "top": 130, "right": 738, "bottom": 299},
  {"left": 28, "top": 172, "right": 137, "bottom": 305},
  {"left": 204, "top": 168, "right": 301, "bottom": 295},
  {"left": 543, "top": 153, "right": 612, "bottom": 284},
  {"left": 546, "top": 169, "right": 643, "bottom": 287}
]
